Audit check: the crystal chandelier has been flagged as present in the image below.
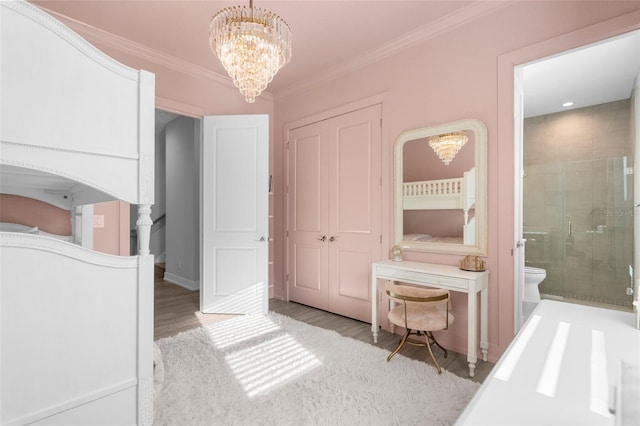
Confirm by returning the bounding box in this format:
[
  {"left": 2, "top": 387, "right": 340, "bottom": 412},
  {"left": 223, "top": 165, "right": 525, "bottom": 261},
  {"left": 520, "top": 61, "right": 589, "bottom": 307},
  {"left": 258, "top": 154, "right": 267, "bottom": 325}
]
[
  {"left": 209, "top": 0, "right": 292, "bottom": 103},
  {"left": 428, "top": 131, "right": 469, "bottom": 165}
]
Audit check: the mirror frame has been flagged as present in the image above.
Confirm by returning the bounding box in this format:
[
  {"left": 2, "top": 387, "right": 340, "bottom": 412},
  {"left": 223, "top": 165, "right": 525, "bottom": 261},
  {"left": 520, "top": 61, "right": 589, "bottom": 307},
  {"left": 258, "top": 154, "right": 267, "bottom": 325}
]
[{"left": 394, "top": 118, "right": 488, "bottom": 256}]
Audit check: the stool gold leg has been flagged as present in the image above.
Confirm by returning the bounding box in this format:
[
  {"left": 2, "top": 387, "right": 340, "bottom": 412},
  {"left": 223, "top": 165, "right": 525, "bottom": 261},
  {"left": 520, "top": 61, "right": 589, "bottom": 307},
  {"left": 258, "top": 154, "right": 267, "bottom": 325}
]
[
  {"left": 428, "top": 331, "right": 448, "bottom": 359},
  {"left": 425, "top": 335, "right": 443, "bottom": 374},
  {"left": 387, "top": 329, "right": 411, "bottom": 362}
]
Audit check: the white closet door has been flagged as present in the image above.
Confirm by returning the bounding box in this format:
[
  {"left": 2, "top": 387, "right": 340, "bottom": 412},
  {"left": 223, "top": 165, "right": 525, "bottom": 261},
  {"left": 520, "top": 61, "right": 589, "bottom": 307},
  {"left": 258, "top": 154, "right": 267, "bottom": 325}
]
[{"left": 200, "top": 115, "right": 269, "bottom": 315}]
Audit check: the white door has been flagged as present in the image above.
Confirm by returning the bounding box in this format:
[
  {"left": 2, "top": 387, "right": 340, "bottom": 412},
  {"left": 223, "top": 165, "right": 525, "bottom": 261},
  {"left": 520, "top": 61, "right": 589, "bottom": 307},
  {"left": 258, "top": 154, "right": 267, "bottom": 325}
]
[
  {"left": 200, "top": 115, "right": 269, "bottom": 315},
  {"left": 513, "top": 67, "right": 526, "bottom": 330},
  {"left": 634, "top": 75, "right": 640, "bottom": 330}
]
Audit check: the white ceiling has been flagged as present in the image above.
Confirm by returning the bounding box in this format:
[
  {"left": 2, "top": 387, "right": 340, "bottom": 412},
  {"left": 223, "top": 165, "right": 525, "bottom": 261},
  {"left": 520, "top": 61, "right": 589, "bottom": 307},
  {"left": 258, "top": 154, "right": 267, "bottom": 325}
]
[{"left": 522, "top": 30, "right": 640, "bottom": 118}]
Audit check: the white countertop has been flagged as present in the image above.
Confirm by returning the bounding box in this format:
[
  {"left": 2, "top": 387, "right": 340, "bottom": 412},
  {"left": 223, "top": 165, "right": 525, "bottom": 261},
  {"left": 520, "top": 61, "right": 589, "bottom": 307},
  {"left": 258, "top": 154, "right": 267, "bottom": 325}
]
[{"left": 456, "top": 300, "right": 640, "bottom": 425}]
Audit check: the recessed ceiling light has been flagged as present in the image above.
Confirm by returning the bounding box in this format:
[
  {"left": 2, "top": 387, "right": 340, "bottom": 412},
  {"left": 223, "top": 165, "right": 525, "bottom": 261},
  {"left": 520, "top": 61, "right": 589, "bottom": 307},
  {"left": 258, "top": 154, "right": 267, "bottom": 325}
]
[{"left": 562, "top": 101, "right": 574, "bottom": 107}]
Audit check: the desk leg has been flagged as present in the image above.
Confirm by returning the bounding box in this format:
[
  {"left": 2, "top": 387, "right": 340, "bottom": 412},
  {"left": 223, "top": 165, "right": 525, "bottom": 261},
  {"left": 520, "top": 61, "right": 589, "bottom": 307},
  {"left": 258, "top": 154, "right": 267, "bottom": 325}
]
[
  {"left": 467, "top": 290, "right": 478, "bottom": 378},
  {"left": 480, "top": 285, "right": 489, "bottom": 362},
  {"left": 371, "top": 266, "right": 378, "bottom": 344}
]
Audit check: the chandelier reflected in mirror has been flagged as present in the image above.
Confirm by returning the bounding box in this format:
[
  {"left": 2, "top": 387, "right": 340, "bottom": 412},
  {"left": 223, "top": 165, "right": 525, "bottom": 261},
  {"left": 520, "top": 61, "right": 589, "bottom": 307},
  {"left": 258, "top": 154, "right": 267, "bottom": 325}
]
[
  {"left": 209, "top": 0, "right": 292, "bottom": 103},
  {"left": 428, "top": 131, "right": 469, "bottom": 165}
]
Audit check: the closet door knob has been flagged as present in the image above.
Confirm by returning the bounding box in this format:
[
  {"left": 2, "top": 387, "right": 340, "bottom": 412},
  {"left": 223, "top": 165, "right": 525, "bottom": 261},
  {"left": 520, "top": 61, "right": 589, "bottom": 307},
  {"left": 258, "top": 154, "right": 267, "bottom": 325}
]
[
  {"left": 317, "top": 236, "right": 326, "bottom": 242},
  {"left": 329, "top": 236, "right": 339, "bottom": 242}
]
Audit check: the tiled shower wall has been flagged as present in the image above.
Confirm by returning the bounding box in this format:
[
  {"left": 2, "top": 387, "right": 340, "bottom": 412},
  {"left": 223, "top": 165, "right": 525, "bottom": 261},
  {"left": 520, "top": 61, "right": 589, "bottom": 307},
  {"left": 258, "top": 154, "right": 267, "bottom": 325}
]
[{"left": 523, "top": 99, "right": 633, "bottom": 308}]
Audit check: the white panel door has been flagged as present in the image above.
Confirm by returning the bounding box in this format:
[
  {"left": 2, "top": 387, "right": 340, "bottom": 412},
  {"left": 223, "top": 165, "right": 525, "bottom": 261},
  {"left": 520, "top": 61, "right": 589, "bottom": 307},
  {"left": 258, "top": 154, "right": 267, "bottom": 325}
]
[
  {"left": 200, "top": 115, "right": 269, "bottom": 315},
  {"left": 514, "top": 67, "right": 527, "bottom": 330}
]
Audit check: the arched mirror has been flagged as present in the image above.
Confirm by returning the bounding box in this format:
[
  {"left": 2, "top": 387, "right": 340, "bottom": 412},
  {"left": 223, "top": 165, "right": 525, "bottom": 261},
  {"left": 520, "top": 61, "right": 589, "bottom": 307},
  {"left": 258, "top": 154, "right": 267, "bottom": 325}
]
[{"left": 394, "top": 118, "right": 487, "bottom": 256}]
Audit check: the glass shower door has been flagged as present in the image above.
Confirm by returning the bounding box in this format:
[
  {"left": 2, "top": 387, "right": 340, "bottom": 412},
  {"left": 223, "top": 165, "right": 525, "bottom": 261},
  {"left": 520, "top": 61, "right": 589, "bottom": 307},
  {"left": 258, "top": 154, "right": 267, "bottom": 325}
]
[{"left": 528, "top": 157, "right": 634, "bottom": 310}]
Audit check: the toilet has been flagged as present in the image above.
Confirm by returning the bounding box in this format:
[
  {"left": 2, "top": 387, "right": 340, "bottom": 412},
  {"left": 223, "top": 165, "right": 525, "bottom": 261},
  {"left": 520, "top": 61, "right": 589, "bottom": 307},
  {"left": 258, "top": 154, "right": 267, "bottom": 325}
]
[{"left": 524, "top": 266, "right": 546, "bottom": 302}]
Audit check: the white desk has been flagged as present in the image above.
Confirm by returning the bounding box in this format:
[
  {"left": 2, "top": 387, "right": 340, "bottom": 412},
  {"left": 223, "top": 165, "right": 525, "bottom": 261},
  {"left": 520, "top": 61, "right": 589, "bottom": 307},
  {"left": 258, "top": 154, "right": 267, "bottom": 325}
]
[
  {"left": 371, "top": 260, "right": 489, "bottom": 377},
  {"left": 456, "top": 300, "right": 640, "bottom": 425}
]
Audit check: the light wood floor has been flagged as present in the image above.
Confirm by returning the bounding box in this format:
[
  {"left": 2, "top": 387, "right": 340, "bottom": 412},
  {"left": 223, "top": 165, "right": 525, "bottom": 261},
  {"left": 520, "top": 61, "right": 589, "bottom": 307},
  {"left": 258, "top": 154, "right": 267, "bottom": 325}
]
[
  {"left": 154, "top": 265, "right": 236, "bottom": 340},
  {"left": 154, "top": 265, "right": 494, "bottom": 383}
]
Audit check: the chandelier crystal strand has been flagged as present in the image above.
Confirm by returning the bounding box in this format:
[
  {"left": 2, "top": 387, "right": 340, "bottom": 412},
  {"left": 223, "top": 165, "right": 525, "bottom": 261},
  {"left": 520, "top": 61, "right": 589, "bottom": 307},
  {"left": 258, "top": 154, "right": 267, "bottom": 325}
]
[
  {"left": 428, "top": 131, "right": 469, "bottom": 165},
  {"left": 209, "top": 1, "right": 292, "bottom": 103}
]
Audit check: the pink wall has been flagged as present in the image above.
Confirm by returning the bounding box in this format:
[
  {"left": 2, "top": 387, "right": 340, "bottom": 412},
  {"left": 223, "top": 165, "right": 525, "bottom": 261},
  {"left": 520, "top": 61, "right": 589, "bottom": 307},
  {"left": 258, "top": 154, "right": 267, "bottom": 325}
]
[
  {"left": 40, "top": 2, "right": 640, "bottom": 361},
  {"left": 93, "top": 201, "right": 130, "bottom": 256},
  {"left": 273, "top": 3, "right": 640, "bottom": 361},
  {"left": 0, "top": 194, "right": 71, "bottom": 235},
  {"left": 1, "top": 195, "right": 128, "bottom": 255}
]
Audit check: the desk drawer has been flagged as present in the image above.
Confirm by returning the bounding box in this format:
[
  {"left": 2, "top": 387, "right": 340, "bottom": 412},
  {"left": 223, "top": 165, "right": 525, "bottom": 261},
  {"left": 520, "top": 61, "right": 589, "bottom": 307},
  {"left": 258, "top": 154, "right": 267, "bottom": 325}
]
[{"left": 377, "top": 268, "right": 469, "bottom": 290}]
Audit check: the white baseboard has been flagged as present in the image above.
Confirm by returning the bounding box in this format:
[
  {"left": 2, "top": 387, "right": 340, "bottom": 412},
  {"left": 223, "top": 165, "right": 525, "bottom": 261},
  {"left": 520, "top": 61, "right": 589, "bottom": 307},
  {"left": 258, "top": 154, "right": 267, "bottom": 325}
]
[{"left": 163, "top": 272, "right": 198, "bottom": 291}]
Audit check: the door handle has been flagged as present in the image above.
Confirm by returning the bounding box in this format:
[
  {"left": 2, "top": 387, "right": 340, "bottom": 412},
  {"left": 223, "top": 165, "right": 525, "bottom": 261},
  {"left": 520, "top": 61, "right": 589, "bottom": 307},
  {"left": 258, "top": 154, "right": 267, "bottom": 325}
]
[
  {"left": 317, "top": 236, "right": 326, "bottom": 242},
  {"left": 256, "top": 236, "right": 266, "bottom": 242},
  {"left": 329, "top": 236, "right": 339, "bottom": 242}
]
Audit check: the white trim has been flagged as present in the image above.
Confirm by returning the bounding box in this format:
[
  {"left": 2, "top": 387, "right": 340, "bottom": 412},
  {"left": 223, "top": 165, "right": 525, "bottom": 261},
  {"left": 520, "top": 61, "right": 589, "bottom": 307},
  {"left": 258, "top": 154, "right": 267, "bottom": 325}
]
[
  {"left": 513, "top": 66, "right": 525, "bottom": 332},
  {"left": 163, "top": 271, "right": 199, "bottom": 291},
  {"left": 156, "top": 96, "right": 205, "bottom": 119},
  {"left": 33, "top": 1, "right": 505, "bottom": 103},
  {"left": 634, "top": 73, "right": 640, "bottom": 330},
  {"left": 31, "top": 3, "right": 275, "bottom": 104},
  {"left": 497, "top": 8, "right": 640, "bottom": 339},
  {"left": 393, "top": 118, "right": 488, "bottom": 256},
  {"left": 286, "top": 93, "right": 386, "bottom": 131},
  {"left": 276, "top": 1, "right": 510, "bottom": 100}
]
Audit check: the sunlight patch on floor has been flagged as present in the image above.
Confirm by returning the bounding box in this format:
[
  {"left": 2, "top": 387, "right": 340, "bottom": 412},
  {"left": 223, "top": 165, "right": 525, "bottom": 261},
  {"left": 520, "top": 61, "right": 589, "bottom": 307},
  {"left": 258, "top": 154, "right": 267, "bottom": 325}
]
[
  {"left": 226, "top": 333, "right": 321, "bottom": 397},
  {"left": 205, "top": 315, "right": 322, "bottom": 398},
  {"left": 204, "top": 314, "right": 281, "bottom": 349}
]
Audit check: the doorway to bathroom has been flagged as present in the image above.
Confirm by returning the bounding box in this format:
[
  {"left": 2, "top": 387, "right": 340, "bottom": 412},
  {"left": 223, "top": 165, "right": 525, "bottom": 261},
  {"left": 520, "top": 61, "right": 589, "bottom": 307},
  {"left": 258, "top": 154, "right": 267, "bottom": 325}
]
[
  {"left": 516, "top": 30, "right": 640, "bottom": 324},
  {"left": 523, "top": 132, "right": 633, "bottom": 307}
]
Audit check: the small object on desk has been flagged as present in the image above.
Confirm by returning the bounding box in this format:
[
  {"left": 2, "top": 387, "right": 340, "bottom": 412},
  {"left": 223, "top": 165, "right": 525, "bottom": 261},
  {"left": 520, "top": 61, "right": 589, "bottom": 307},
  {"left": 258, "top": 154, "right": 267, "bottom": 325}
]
[
  {"left": 460, "top": 255, "right": 485, "bottom": 271},
  {"left": 391, "top": 245, "right": 403, "bottom": 262}
]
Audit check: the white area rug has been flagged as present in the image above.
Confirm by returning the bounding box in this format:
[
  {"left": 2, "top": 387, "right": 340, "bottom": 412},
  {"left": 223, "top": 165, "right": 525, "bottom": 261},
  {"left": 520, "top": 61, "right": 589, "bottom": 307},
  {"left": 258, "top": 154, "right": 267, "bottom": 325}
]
[{"left": 154, "top": 312, "right": 479, "bottom": 425}]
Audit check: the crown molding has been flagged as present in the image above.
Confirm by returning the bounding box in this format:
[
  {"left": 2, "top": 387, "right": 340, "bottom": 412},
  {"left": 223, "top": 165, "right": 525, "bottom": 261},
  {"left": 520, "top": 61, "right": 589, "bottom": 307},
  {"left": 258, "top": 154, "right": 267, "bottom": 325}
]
[
  {"left": 34, "top": 5, "right": 240, "bottom": 90},
  {"left": 276, "top": 1, "right": 511, "bottom": 100},
  {"left": 35, "top": 2, "right": 506, "bottom": 105}
]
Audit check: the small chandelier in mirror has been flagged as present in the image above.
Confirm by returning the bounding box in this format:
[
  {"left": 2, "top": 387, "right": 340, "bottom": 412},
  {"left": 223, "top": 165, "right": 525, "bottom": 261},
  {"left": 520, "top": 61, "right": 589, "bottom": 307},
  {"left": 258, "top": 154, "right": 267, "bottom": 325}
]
[
  {"left": 428, "top": 131, "right": 469, "bottom": 165},
  {"left": 209, "top": 0, "right": 292, "bottom": 103}
]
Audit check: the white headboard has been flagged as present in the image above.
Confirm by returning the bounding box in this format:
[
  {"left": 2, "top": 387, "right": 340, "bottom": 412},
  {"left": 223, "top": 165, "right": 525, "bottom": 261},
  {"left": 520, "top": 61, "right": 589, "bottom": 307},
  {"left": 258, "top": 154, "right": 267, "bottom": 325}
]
[{"left": 1, "top": 0, "right": 155, "bottom": 206}]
